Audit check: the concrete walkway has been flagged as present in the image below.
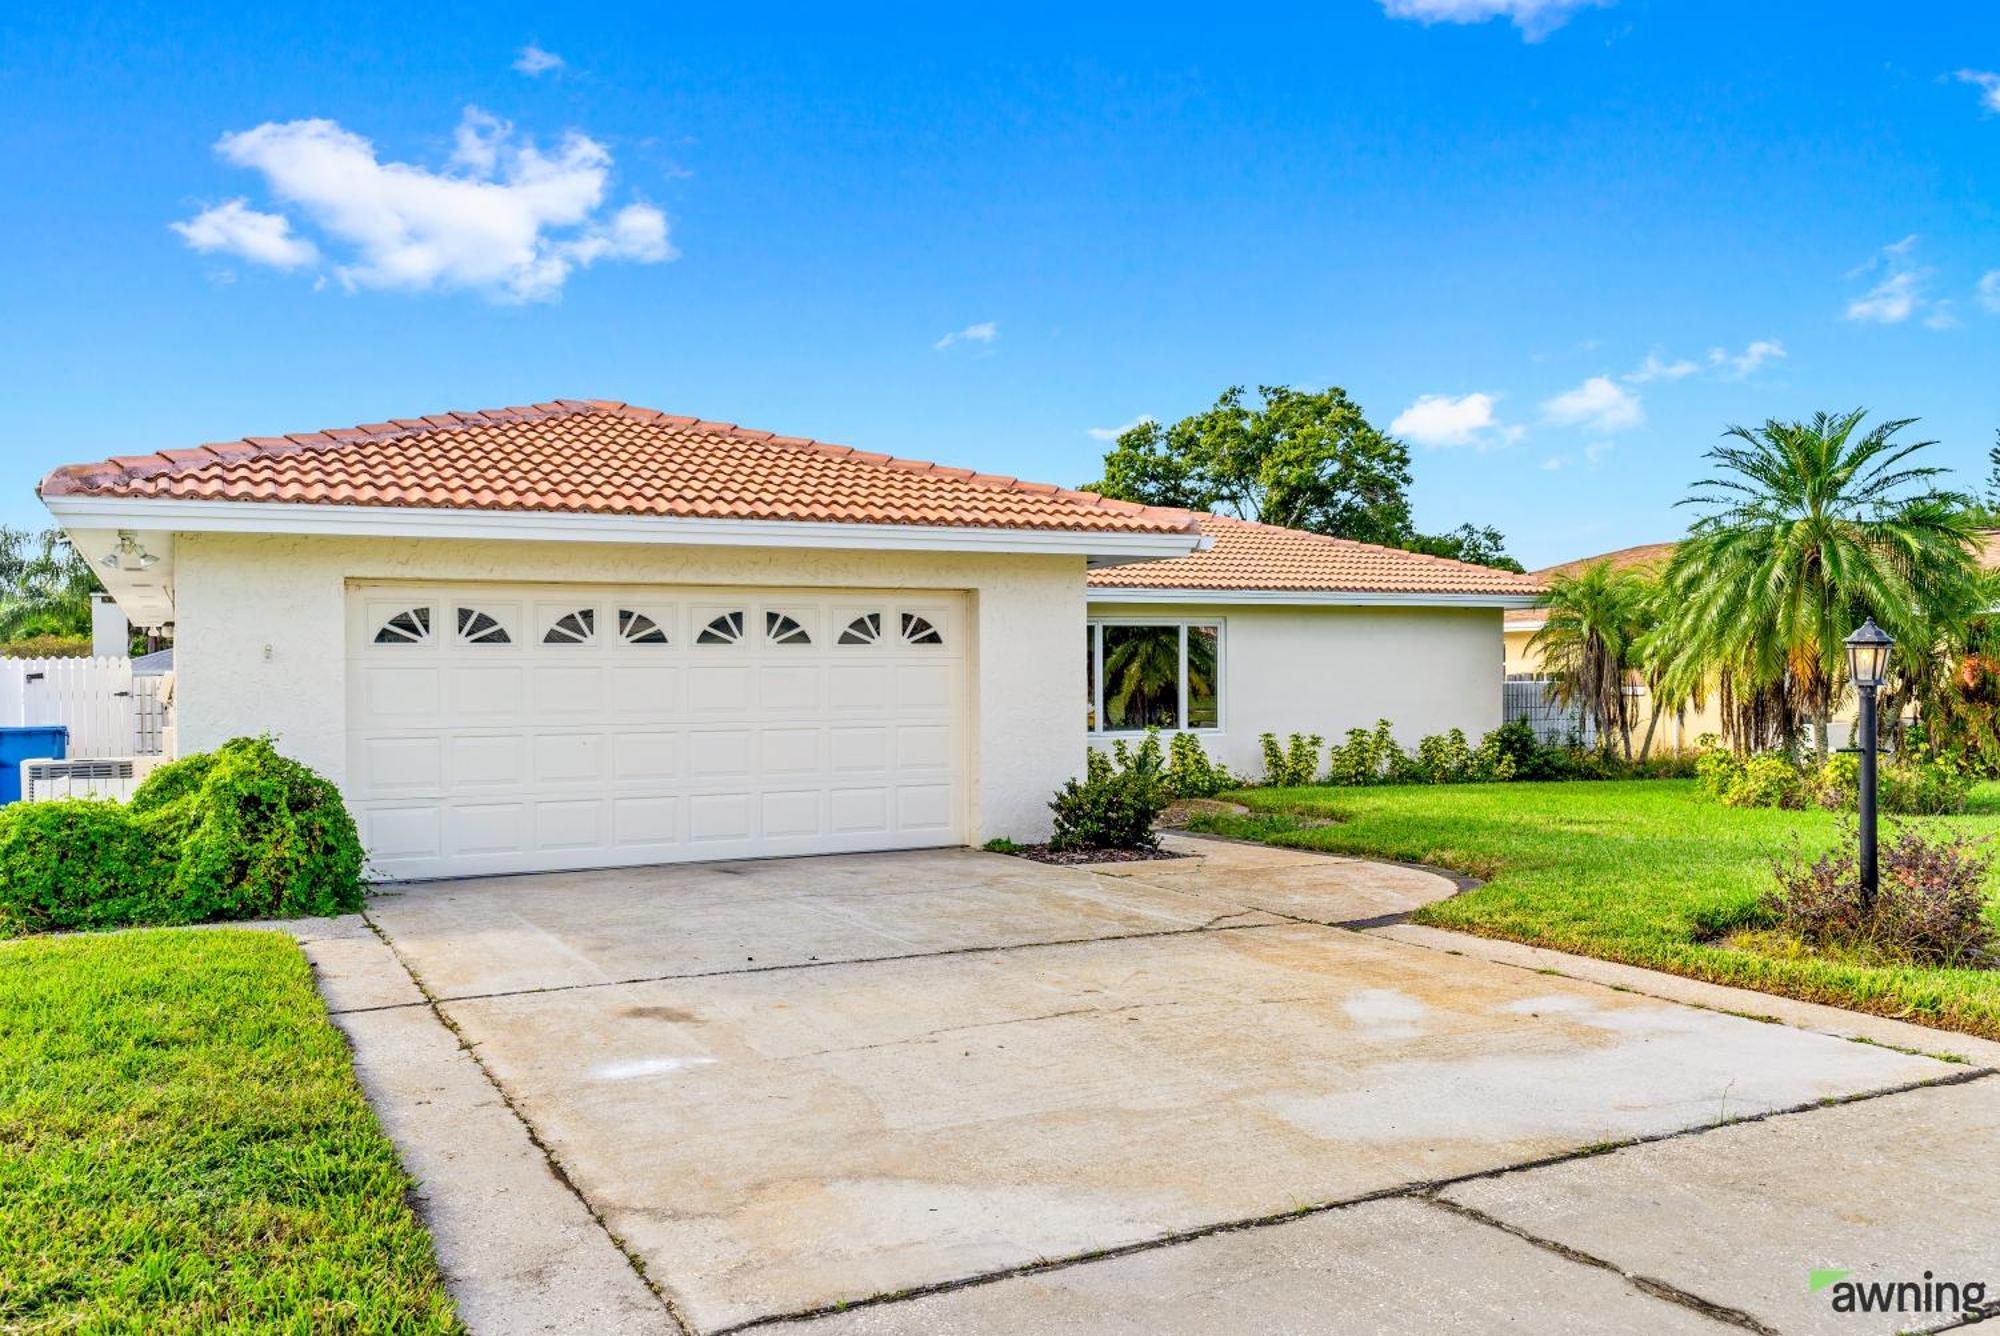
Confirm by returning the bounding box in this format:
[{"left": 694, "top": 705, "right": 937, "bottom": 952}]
[{"left": 285, "top": 838, "right": 2000, "bottom": 1335}]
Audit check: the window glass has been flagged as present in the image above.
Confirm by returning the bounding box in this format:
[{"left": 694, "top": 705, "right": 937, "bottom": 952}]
[
  {"left": 1101, "top": 624, "right": 1182, "bottom": 731},
  {"left": 1084, "top": 626, "right": 1096, "bottom": 731},
  {"left": 1187, "top": 624, "right": 1220, "bottom": 729}
]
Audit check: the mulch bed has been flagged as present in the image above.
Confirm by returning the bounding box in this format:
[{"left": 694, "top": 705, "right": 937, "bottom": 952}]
[{"left": 1004, "top": 844, "right": 1195, "bottom": 866}]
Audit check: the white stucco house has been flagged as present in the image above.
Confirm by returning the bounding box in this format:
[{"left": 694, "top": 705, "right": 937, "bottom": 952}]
[{"left": 41, "top": 399, "right": 1540, "bottom": 879}]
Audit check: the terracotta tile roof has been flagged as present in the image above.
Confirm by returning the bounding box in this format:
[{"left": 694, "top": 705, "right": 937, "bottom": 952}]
[
  {"left": 39, "top": 399, "right": 1201, "bottom": 536},
  {"left": 1504, "top": 540, "right": 1679, "bottom": 629},
  {"left": 1086, "top": 513, "right": 1546, "bottom": 598}
]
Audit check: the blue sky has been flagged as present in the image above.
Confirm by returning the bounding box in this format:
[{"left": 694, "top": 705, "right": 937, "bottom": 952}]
[{"left": 4, "top": 0, "right": 1998, "bottom": 568}]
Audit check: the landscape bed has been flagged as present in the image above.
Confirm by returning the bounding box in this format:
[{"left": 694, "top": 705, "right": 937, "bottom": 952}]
[
  {"left": 0, "top": 928, "right": 459, "bottom": 1333},
  {"left": 1190, "top": 778, "right": 2000, "bottom": 1042}
]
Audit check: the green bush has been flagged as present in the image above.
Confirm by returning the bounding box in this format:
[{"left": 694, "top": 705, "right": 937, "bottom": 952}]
[
  {"left": 1258, "top": 731, "right": 1324, "bottom": 787},
  {"left": 1698, "top": 738, "right": 1971, "bottom": 817},
  {"left": 1049, "top": 742, "right": 1169, "bottom": 851},
  {"left": 0, "top": 737, "right": 365, "bottom": 936},
  {"left": 1163, "top": 731, "right": 1234, "bottom": 798}
]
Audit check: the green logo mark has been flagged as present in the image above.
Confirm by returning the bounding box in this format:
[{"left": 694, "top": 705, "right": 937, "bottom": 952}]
[{"left": 1810, "top": 1268, "right": 1852, "bottom": 1294}]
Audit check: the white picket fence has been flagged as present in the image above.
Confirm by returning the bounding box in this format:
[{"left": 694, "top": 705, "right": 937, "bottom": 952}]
[{"left": 0, "top": 656, "right": 166, "bottom": 759}]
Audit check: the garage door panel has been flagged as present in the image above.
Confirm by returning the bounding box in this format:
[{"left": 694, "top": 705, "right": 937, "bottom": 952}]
[
  {"left": 609, "top": 666, "right": 682, "bottom": 715},
  {"left": 688, "top": 792, "right": 755, "bottom": 842},
  {"left": 449, "top": 734, "right": 526, "bottom": 789},
  {"left": 688, "top": 729, "right": 754, "bottom": 778},
  {"left": 357, "top": 736, "right": 443, "bottom": 797},
  {"left": 531, "top": 665, "right": 607, "bottom": 716},
  {"left": 448, "top": 666, "right": 526, "bottom": 719},
  {"left": 897, "top": 784, "right": 955, "bottom": 831},
  {"left": 761, "top": 790, "right": 823, "bottom": 838},
  {"left": 349, "top": 582, "right": 967, "bottom": 878},
  {"left": 688, "top": 665, "right": 754, "bottom": 714},
  {"left": 365, "top": 666, "right": 441, "bottom": 720},
  {"left": 613, "top": 732, "right": 681, "bottom": 781},
  {"left": 535, "top": 799, "right": 605, "bottom": 851},
  {"left": 451, "top": 802, "right": 531, "bottom": 856},
  {"left": 613, "top": 795, "right": 680, "bottom": 846},
  {"left": 828, "top": 726, "right": 891, "bottom": 772},
  {"left": 829, "top": 787, "right": 890, "bottom": 834}
]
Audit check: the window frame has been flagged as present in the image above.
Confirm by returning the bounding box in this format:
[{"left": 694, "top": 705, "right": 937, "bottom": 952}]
[{"left": 1086, "top": 616, "right": 1224, "bottom": 736}]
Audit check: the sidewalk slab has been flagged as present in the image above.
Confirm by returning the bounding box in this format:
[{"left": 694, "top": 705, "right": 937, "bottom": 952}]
[
  {"left": 1442, "top": 1075, "right": 2000, "bottom": 1336},
  {"left": 333, "top": 986, "right": 675, "bottom": 1334},
  {"left": 778, "top": 1196, "right": 1730, "bottom": 1335}
]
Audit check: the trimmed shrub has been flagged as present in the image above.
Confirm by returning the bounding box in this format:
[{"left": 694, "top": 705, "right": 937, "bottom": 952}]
[
  {"left": 1411, "top": 728, "right": 1476, "bottom": 784},
  {"left": 1702, "top": 739, "right": 1971, "bottom": 816},
  {"left": 0, "top": 800, "right": 179, "bottom": 934},
  {"left": 1050, "top": 742, "right": 1168, "bottom": 851},
  {"left": 0, "top": 736, "right": 365, "bottom": 936},
  {"left": 1163, "top": 731, "right": 1234, "bottom": 799},
  {"left": 1768, "top": 823, "right": 1997, "bottom": 967}
]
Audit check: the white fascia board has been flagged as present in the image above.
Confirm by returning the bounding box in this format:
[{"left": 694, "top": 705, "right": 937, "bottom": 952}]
[
  {"left": 1085, "top": 585, "right": 1546, "bottom": 609},
  {"left": 41, "top": 496, "right": 1206, "bottom": 563}
]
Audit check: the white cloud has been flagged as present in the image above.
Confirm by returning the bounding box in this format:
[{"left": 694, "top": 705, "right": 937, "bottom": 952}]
[
  {"left": 1378, "top": 0, "right": 1603, "bottom": 40},
  {"left": 1087, "top": 416, "right": 1153, "bottom": 442},
  {"left": 1389, "top": 391, "right": 1519, "bottom": 448},
  {"left": 1843, "top": 235, "right": 1946, "bottom": 326},
  {"left": 1541, "top": 376, "right": 1642, "bottom": 433},
  {"left": 1717, "top": 338, "right": 1786, "bottom": 379},
  {"left": 1980, "top": 270, "right": 2000, "bottom": 313},
  {"left": 170, "top": 198, "right": 319, "bottom": 269},
  {"left": 1539, "top": 456, "right": 1565, "bottom": 471},
  {"left": 514, "top": 44, "right": 564, "bottom": 76},
  {"left": 1624, "top": 351, "right": 1700, "bottom": 384},
  {"left": 1957, "top": 69, "right": 2000, "bottom": 113},
  {"left": 933, "top": 321, "right": 998, "bottom": 351},
  {"left": 1585, "top": 439, "right": 1615, "bottom": 466},
  {"left": 173, "top": 108, "right": 673, "bottom": 302}
]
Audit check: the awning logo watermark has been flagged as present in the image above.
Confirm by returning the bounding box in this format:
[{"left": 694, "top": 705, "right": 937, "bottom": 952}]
[{"left": 1810, "top": 1267, "right": 1990, "bottom": 1318}]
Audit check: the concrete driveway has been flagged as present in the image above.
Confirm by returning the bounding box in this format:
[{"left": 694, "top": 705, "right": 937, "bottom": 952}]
[{"left": 304, "top": 838, "right": 2000, "bottom": 1335}]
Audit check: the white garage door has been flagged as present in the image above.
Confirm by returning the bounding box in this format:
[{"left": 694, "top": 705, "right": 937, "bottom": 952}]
[{"left": 346, "top": 583, "right": 969, "bottom": 879}]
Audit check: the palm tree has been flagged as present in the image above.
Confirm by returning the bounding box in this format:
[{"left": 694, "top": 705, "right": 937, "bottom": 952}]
[
  {"left": 1529, "top": 560, "right": 1653, "bottom": 758},
  {"left": 0, "top": 528, "right": 101, "bottom": 642},
  {"left": 1658, "top": 410, "right": 1983, "bottom": 756}
]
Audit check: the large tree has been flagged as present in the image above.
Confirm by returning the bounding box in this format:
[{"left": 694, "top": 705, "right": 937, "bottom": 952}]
[
  {"left": 1657, "top": 410, "right": 1984, "bottom": 755},
  {"left": 1086, "top": 384, "right": 1522, "bottom": 569},
  {"left": 0, "top": 527, "right": 100, "bottom": 642}
]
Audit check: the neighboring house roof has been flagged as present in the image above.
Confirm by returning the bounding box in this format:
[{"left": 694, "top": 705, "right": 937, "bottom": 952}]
[
  {"left": 1085, "top": 513, "right": 1547, "bottom": 603},
  {"left": 131, "top": 647, "right": 174, "bottom": 675},
  {"left": 39, "top": 399, "right": 1199, "bottom": 537},
  {"left": 1504, "top": 539, "right": 1679, "bottom": 630}
]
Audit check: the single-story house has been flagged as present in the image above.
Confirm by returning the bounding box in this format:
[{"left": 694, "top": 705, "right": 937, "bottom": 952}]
[{"left": 42, "top": 399, "right": 1539, "bottom": 879}]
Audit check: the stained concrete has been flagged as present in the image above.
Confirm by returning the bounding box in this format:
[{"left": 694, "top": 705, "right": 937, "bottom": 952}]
[
  {"left": 434, "top": 920, "right": 1949, "bottom": 1330},
  {"left": 362, "top": 841, "right": 1440, "bottom": 1003},
  {"left": 333, "top": 997, "right": 677, "bottom": 1335},
  {"left": 776, "top": 1196, "right": 1733, "bottom": 1335},
  {"left": 1443, "top": 1075, "right": 2000, "bottom": 1336}
]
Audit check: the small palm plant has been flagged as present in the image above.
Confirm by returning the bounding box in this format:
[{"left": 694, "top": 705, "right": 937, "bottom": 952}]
[{"left": 1529, "top": 560, "right": 1654, "bottom": 759}]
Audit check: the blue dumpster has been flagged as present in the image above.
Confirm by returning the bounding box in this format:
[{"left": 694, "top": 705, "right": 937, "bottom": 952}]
[{"left": 0, "top": 726, "right": 68, "bottom": 804}]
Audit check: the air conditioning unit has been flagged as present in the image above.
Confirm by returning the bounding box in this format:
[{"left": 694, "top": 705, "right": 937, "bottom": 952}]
[{"left": 22, "top": 756, "right": 161, "bottom": 803}]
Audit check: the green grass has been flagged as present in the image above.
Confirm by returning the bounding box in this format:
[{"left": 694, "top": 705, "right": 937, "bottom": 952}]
[
  {"left": 0, "top": 929, "right": 460, "bottom": 1333},
  {"left": 1193, "top": 779, "right": 2000, "bottom": 1041}
]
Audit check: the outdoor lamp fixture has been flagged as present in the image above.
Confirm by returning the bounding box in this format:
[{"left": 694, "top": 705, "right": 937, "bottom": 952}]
[
  {"left": 100, "top": 531, "right": 158, "bottom": 572},
  {"left": 1844, "top": 616, "right": 1894, "bottom": 911}
]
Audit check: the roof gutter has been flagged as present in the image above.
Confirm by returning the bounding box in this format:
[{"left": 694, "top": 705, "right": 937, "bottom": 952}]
[
  {"left": 41, "top": 495, "right": 1207, "bottom": 567},
  {"left": 1085, "top": 585, "right": 1545, "bottom": 609}
]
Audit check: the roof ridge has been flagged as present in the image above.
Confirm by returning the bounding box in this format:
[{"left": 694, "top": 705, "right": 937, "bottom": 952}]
[{"left": 35, "top": 398, "right": 1201, "bottom": 537}]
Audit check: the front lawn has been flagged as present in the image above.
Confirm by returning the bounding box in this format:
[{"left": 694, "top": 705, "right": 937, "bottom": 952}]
[
  {"left": 1193, "top": 779, "right": 2000, "bottom": 1041},
  {"left": 0, "top": 929, "right": 460, "bottom": 1333}
]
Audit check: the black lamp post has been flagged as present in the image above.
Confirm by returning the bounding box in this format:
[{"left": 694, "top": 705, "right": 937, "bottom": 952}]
[{"left": 1843, "top": 617, "right": 1894, "bottom": 911}]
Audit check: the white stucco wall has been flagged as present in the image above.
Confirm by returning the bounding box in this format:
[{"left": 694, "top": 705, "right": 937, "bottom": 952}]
[
  {"left": 171, "top": 532, "right": 1086, "bottom": 843},
  {"left": 1085, "top": 600, "right": 1506, "bottom": 779}
]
